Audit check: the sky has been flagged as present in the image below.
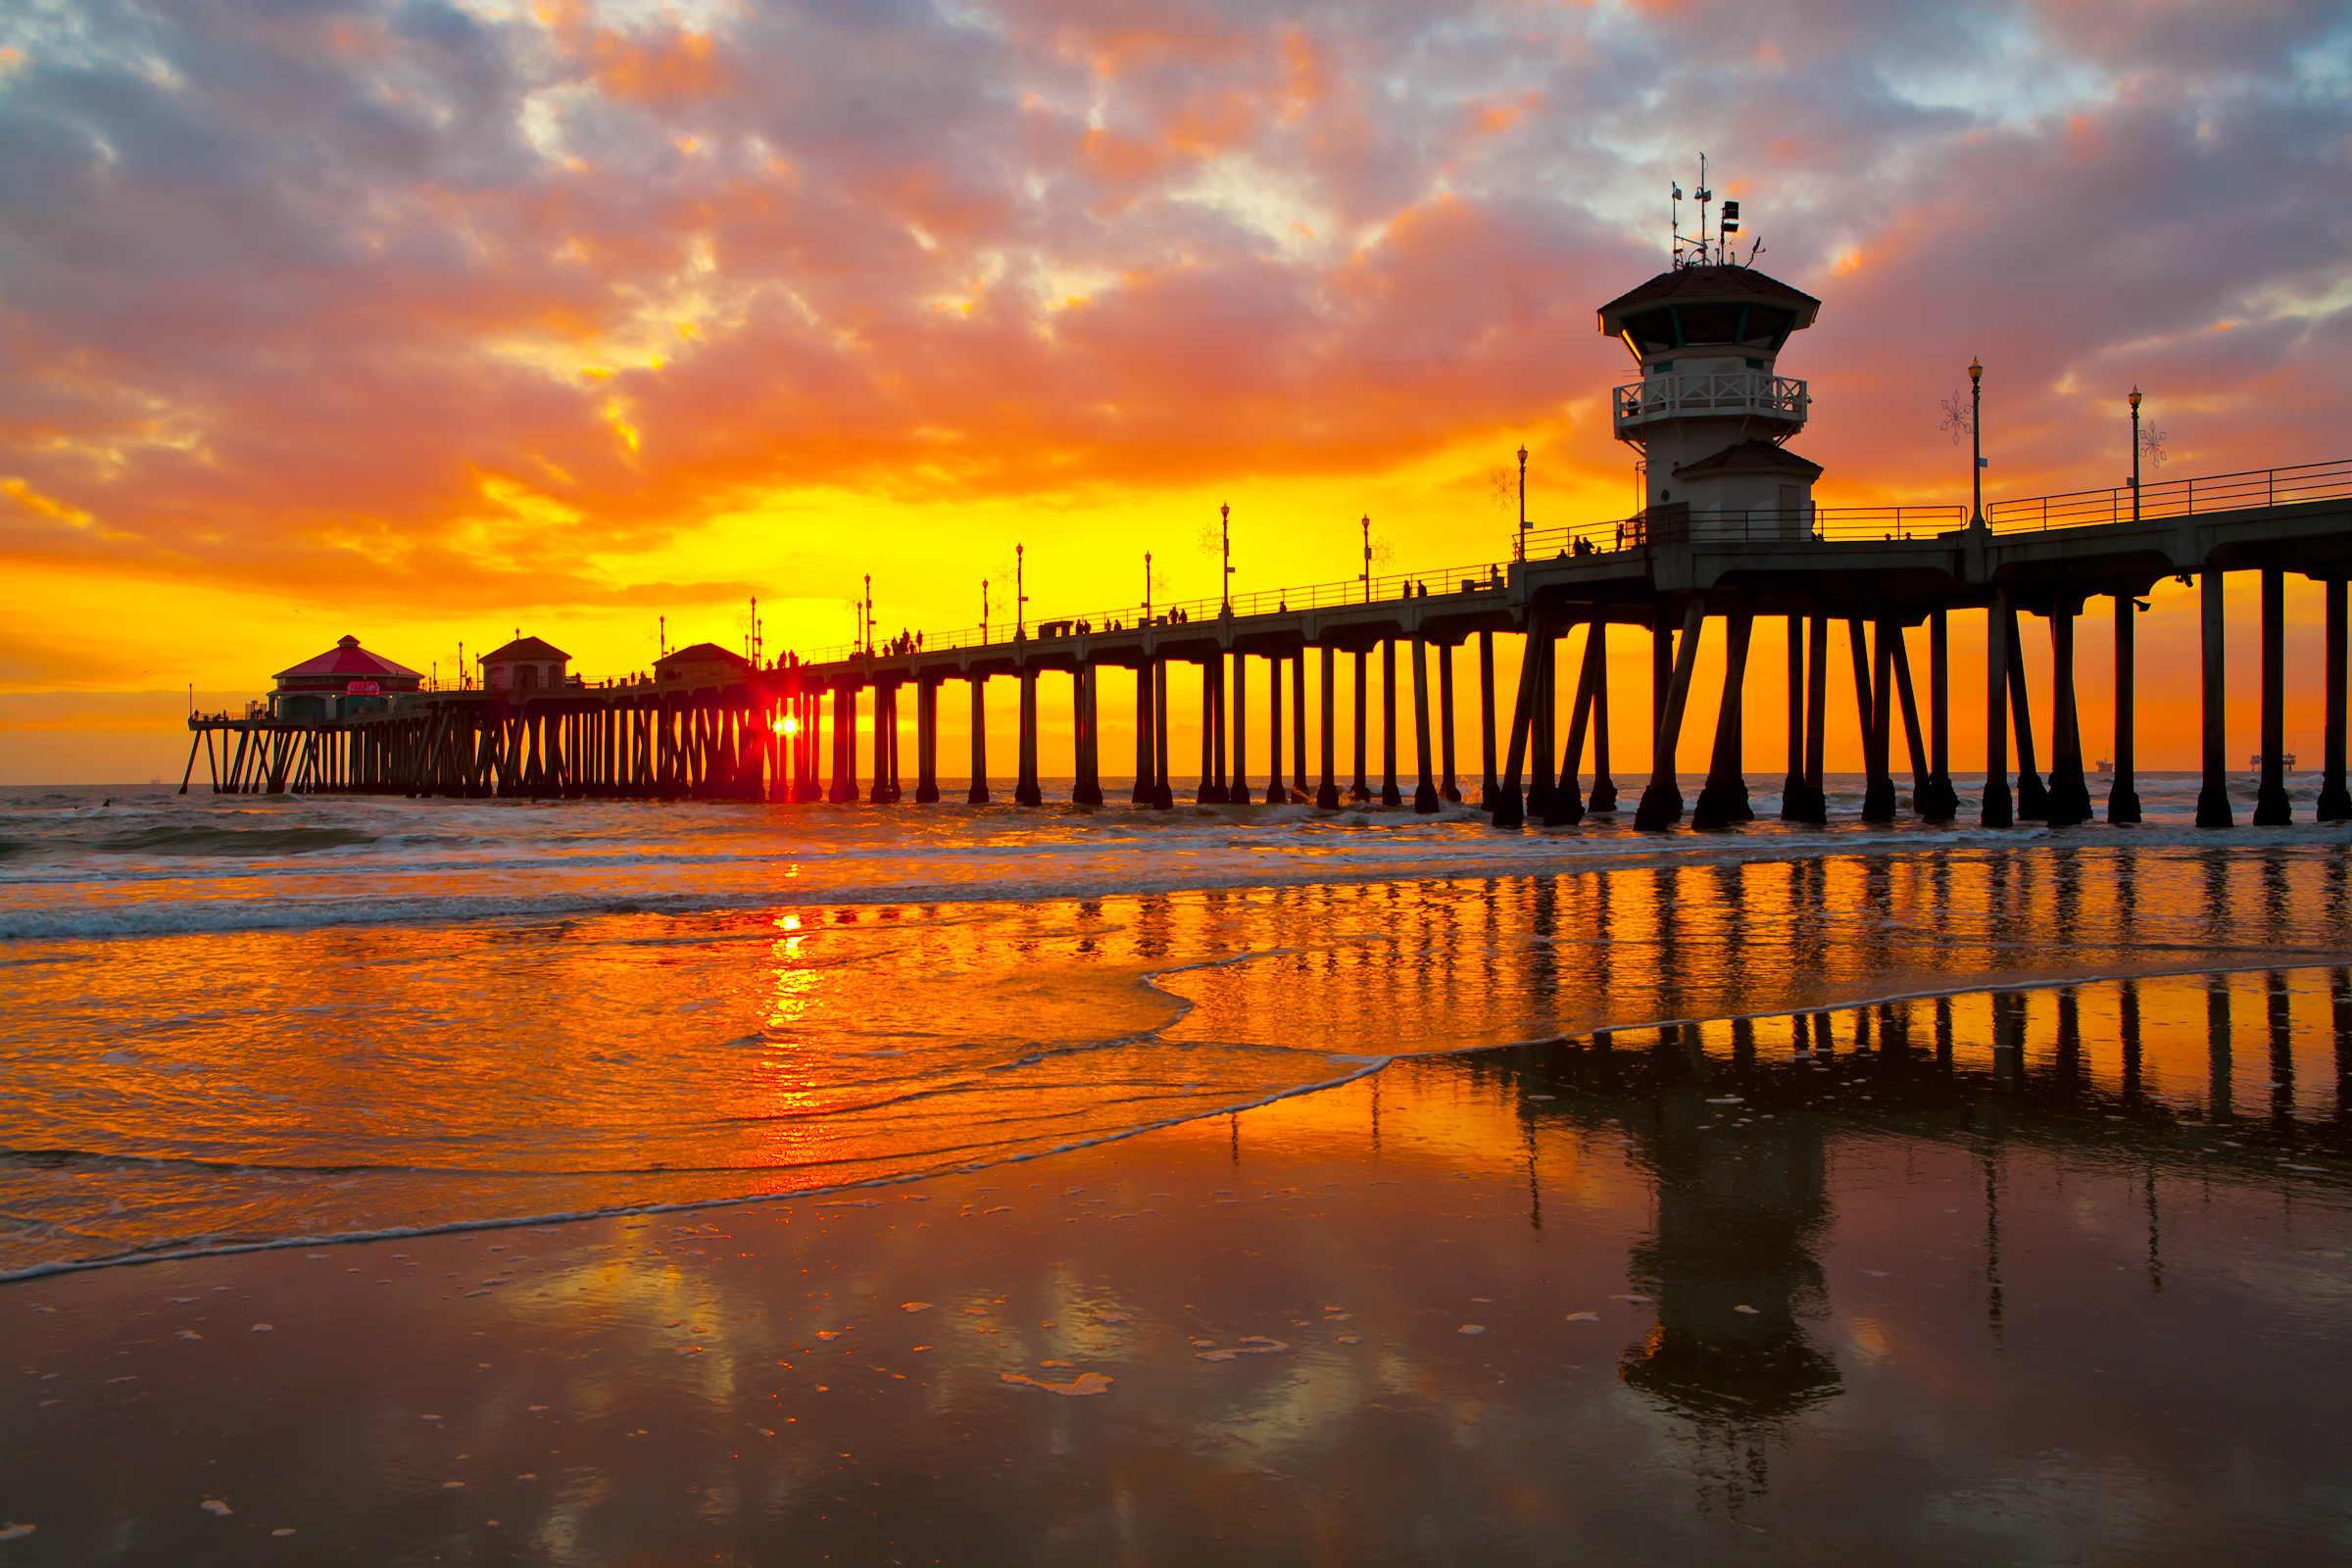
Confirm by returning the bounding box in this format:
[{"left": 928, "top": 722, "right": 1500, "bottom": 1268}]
[{"left": 3, "top": 0, "right": 2349, "bottom": 782}]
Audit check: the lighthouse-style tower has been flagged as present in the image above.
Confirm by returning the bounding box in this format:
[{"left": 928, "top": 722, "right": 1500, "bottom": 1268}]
[{"left": 1597, "top": 173, "right": 1823, "bottom": 541}]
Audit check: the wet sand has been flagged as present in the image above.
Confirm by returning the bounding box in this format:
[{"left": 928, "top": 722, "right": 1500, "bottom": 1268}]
[{"left": 7, "top": 976, "right": 2349, "bottom": 1565}]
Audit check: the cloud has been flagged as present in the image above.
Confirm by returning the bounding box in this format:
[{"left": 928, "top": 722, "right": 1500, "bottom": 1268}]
[{"left": 0, "top": 0, "right": 2343, "bottom": 615}]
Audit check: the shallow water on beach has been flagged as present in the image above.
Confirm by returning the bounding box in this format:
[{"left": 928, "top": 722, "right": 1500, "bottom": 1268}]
[{"left": 3, "top": 782, "right": 2351, "bottom": 1277}]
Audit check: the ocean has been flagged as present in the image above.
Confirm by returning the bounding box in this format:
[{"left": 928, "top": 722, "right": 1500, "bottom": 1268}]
[{"left": 5, "top": 776, "right": 2347, "bottom": 1279}]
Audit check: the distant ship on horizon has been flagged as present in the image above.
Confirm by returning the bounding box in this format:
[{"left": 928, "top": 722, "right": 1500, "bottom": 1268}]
[{"left": 2249, "top": 752, "right": 2298, "bottom": 770}]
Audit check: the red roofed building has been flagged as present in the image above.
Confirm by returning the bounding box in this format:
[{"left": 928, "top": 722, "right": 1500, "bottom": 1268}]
[{"left": 270, "top": 634, "right": 422, "bottom": 720}]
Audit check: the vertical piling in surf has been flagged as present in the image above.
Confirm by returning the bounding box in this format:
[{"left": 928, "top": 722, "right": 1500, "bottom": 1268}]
[
  {"left": 830, "top": 687, "right": 858, "bottom": 804},
  {"left": 1545, "top": 622, "right": 1602, "bottom": 827},
  {"left": 1692, "top": 605, "right": 1753, "bottom": 830},
  {"left": 1381, "top": 639, "right": 1402, "bottom": 808},
  {"left": 1888, "top": 623, "right": 1931, "bottom": 819},
  {"left": 2005, "top": 612, "right": 2049, "bottom": 820},
  {"left": 1152, "top": 658, "right": 1173, "bottom": 809},
  {"left": 2047, "top": 599, "right": 2092, "bottom": 825},
  {"left": 2322, "top": 580, "right": 2350, "bottom": 821},
  {"left": 1016, "top": 665, "right": 1042, "bottom": 807},
  {"left": 1927, "top": 610, "right": 1956, "bottom": 819},
  {"left": 1493, "top": 616, "right": 1542, "bottom": 829},
  {"left": 1230, "top": 653, "right": 1250, "bottom": 804},
  {"left": 1132, "top": 666, "right": 1153, "bottom": 805},
  {"left": 1635, "top": 601, "right": 1704, "bottom": 830},
  {"left": 1781, "top": 613, "right": 1806, "bottom": 820},
  {"left": 1291, "top": 652, "right": 1307, "bottom": 805},
  {"left": 1350, "top": 648, "right": 1370, "bottom": 803},
  {"left": 1478, "top": 630, "right": 1498, "bottom": 810},
  {"left": 2256, "top": 568, "right": 2291, "bottom": 825},
  {"left": 915, "top": 679, "right": 941, "bottom": 804},
  {"left": 1196, "top": 659, "right": 1220, "bottom": 805},
  {"left": 1265, "top": 653, "right": 1285, "bottom": 805},
  {"left": 2109, "top": 593, "right": 2143, "bottom": 823},
  {"left": 1983, "top": 594, "right": 2014, "bottom": 826},
  {"left": 2197, "top": 566, "right": 2234, "bottom": 827},
  {"left": 1857, "top": 618, "right": 1895, "bottom": 822},
  {"left": 1318, "top": 644, "right": 1341, "bottom": 810},
  {"left": 1527, "top": 628, "right": 1555, "bottom": 819},
  {"left": 1590, "top": 624, "right": 1618, "bottom": 813},
  {"left": 1438, "top": 642, "right": 1459, "bottom": 803},
  {"left": 1072, "top": 665, "right": 1102, "bottom": 806},
  {"left": 1412, "top": 636, "right": 1438, "bottom": 813},
  {"left": 966, "top": 676, "right": 991, "bottom": 806},
  {"left": 868, "top": 684, "right": 894, "bottom": 805}
]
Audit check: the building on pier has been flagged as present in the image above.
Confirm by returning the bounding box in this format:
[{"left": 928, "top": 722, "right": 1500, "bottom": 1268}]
[
  {"left": 269, "top": 634, "right": 422, "bottom": 721},
  {"left": 655, "top": 641, "right": 755, "bottom": 689},
  {"left": 479, "top": 635, "right": 573, "bottom": 695},
  {"left": 1599, "top": 263, "right": 1823, "bottom": 542}
]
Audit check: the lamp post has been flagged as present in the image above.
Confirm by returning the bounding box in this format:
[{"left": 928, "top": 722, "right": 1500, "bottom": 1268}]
[
  {"left": 2129, "top": 386, "right": 2143, "bottom": 525},
  {"left": 1516, "top": 444, "right": 1529, "bottom": 560},
  {"left": 1015, "top": 544, "right": 1026, "bottom": 638},
  {"left": 1219, "top": 503, "right": 1232, "bottom": 613},
  {"left": 863, "top": 574, "right": 873, "bottom": 657},
  {"left": 980, "top": 579, "right": 989, "bottom": 643},
  {"left": 1143, "top": 552, "right": 1152, "bottom": 622},
  {"left": 1968, "top": 359, "right": 1984, "bottom": 526},
  {"left": 1359, "top": 514, "right": 1373, "bottom": 602}
]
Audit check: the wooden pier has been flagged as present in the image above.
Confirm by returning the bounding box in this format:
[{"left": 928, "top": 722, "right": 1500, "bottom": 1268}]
[{"left": 184, "top": 456, "right": 2352, "bottom": 831}]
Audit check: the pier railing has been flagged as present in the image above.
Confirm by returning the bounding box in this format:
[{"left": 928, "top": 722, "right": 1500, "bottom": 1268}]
[
  {"left": 1985, "top": 457, "right": 2352, "bottom": 531},
  {"left": 799, "top": 559, "right": 1515, "bottom": 663}
]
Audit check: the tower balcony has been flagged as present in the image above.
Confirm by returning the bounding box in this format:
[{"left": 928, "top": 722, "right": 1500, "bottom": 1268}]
[{"left": 1613, "top": 372, "right": 1809, "bottom": 435}]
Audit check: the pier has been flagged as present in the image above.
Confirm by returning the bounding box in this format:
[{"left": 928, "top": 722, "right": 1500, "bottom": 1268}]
[{"left": 182, "top": 452, "right": 2352, "bottom": 831}]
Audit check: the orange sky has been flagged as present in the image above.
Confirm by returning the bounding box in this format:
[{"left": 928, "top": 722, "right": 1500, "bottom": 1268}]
[{"left": 2, "top": 0, "right": 2347, "bottom": 782}]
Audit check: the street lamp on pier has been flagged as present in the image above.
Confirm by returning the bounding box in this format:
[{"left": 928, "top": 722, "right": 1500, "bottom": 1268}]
[
  {"left": 1219, "top": 503, "right": 1233, "bottom": 613},
  {"left": 1969, "top": 358, "right": 1984, "bottom": 527},
  {"left": 1015, "top": 544, "right": 1027, "bottom": 638},
  {"left": 1359, "top": 514, "right": 1373, "bottom": 602},
  {"left": 1516, "top": 444, "right": 1529, "bottom": 560},
  {"left": 2129, "top": 386, "right": 2143, "bottom": 524}
]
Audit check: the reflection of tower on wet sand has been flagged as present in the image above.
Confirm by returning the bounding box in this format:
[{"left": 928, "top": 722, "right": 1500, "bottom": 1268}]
[{"left": 1613, "top": 1025, "right": 1843, "bottom": 1424}]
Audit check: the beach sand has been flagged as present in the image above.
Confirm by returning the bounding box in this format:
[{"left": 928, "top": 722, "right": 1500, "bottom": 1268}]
[{"left": 8, "top": 986, "right": 2348, "bottom": 1565}]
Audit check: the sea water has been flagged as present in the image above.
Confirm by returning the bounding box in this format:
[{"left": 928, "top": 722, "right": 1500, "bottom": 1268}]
[{"left": 4, "top": 776, "right": 2348, "bottom": 1278}]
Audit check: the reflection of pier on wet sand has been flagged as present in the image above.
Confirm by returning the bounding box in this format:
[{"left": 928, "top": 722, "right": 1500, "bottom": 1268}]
[{"left": 10, "top": 970, "right": 2347, "bottom": 1560}]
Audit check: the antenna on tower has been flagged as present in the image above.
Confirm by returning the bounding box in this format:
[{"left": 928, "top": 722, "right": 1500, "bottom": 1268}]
[{"left": 1670, "top": 153, "right": 1757, "bottom": 269}]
